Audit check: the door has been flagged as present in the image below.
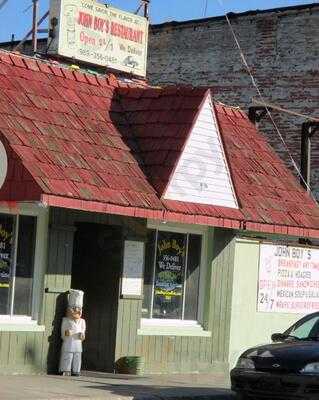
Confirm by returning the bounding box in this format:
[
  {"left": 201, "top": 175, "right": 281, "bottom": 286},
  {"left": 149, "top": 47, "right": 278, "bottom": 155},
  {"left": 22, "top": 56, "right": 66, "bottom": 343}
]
[{"left": 71, "top": 223, "right": 123, "bottom": 372}]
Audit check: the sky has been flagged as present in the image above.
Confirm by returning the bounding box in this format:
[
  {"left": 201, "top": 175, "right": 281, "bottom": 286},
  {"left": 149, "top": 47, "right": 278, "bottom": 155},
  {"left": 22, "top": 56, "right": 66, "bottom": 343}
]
[{"left": 0, "top": 0, "right": 317, "bottom": 42}]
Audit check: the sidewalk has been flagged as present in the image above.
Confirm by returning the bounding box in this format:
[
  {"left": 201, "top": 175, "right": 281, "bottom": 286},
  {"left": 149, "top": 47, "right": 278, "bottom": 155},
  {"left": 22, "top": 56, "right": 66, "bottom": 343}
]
[{"left": 0, "top": 371, "right": 235, "bottom": 400}]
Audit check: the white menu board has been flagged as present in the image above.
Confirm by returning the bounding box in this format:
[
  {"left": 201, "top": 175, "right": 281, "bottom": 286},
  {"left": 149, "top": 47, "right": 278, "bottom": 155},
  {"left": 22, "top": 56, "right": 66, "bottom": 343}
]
[
  {"left": 122, "top": 240, "right": 144, "bottom": 296},
  {"left": 258, "top": 243, "right": 319, "bottom": 314},
  {"left": 48, "top": 0, "right": 149, "bottom": 76}
]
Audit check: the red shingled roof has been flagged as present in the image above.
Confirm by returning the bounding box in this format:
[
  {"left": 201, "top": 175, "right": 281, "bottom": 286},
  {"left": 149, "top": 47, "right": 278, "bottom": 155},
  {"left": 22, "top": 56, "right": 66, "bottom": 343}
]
[
  {"left": 0, "top": 50, "right": 318, "bottom": 238},
  {"left": 117, "top": 86, "right": 207, "bottom": 195}
]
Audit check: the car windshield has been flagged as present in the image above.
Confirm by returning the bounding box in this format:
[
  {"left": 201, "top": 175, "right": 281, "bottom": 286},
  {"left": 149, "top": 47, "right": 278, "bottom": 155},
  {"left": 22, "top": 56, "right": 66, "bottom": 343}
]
[{"left": 283, "top": 313, "right": 319, "bottom": 341}]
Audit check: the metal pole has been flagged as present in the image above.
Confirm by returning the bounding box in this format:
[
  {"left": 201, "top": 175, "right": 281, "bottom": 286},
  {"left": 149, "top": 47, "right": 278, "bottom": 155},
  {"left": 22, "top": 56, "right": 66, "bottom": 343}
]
[
  {"left": 300, "top": 123, "right": 311, "bottom": 191},
  {"left": 10, "top": 34, "right": 15, "bottom": 50},
  {"left": 300, "top": 122, "right": 319, "bottom": 191},
  {"left": 32, "top": 0, "right": 39, "bottom": 54},
  {"left": 14, "top": 11, "right": 49, "bottom": 51},
  {"left": 143, "top": 0, "right": 150, "bottom": 19}
]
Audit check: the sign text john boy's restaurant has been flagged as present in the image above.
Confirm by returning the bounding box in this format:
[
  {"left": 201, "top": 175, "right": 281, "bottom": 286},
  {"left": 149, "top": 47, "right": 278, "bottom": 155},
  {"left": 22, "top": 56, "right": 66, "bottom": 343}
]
[
  {"left": 258, "top": 244, "right": 319, "bottom": 314},
  {"left": 49, "top": 0, "right": 149, "bottom": 76}
]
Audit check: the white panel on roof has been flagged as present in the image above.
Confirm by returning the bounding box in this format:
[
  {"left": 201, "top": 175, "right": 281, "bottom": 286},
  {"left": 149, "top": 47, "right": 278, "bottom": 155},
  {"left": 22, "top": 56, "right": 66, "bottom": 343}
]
[
  {"left": 0, "top": 141, "right": 7, "bottom": 190},
  {"left": 163, "top": 93, "right": 238, "bottom": 209}
]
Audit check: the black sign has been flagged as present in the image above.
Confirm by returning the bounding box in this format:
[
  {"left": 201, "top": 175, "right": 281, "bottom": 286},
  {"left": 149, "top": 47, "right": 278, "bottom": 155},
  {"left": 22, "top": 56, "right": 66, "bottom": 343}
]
[
  {"left": 0, "top": 214, "right": 14, "bottom": 288},
  {"left": 153, "top": 232, "right": 186, "bottom": 319}
]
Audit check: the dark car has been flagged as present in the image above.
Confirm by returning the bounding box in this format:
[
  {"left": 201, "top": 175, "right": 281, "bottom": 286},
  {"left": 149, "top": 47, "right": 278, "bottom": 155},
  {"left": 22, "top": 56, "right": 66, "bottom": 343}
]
[{"left": 231, "top": 312, "right": 319, "bottom": 399}]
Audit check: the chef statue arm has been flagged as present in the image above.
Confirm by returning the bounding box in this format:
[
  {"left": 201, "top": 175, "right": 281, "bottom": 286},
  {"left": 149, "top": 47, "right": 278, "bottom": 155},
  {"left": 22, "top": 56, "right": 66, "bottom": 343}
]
[
  {"left": 61, "top": 318, "right": 70, "bottom": 340},
  {"left": 80, "top": 319, "right": 86, "bottom": 341}
]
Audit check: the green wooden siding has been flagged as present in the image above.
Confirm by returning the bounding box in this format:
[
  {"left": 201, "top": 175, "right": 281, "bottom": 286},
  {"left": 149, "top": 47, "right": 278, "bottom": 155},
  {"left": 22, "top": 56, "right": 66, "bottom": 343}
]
[
  {"left": 0, "top": 206, "right": 236, "bottom": 376},
  {"left": 42, "top": 208, "right": 147, "bottom": 373},
  {"left": 210, "top": 228, "right": 235, "bottom": 368},
  {"left": 42, "top": 224, "right": 75, "bottom": 373},
  {"left": 0, "top": 331, "right": 45, "bottom": 374},
  {"left": 115, "top": 228, "right": 236, "bottom": 374}
]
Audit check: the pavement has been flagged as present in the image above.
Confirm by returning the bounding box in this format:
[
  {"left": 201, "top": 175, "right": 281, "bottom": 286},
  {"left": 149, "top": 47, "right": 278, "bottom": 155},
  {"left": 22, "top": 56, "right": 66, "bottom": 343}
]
[{"left": 0, "top": 371, "right": 235, "bottom": 400}]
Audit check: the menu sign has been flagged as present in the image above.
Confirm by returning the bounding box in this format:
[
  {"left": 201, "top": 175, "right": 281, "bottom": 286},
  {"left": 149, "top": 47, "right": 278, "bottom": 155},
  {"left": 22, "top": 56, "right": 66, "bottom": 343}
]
[
  {"left": 258, "top": 243, "right": 319, "bottom": 314},
  {"left": 0, "top": 215, "right": 13, "bottom": 289},
  {"left": 48, "top": 0, "right": 149, "bottom": 76},
  {"left": 122, "top": 241, "right": 144, "bottom": 296},
  {"left": 153, "top": 232, "right": 186, "bottom": 319}
]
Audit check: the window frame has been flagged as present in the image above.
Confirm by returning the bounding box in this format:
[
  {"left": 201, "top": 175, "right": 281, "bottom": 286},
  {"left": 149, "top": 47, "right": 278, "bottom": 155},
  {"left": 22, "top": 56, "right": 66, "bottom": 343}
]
[
  {"left": 142, "top": 220, "right": 208, "bottom": 327},
  {"left": 0, "top": 202, "right": 48, "bottom": 325}
]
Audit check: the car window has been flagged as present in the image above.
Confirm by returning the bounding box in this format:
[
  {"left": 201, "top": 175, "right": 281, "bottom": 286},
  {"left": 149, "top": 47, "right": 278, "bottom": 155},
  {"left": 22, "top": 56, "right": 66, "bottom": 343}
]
[{"left": 287, "top": 315, "right": 319, "bottom": 339}]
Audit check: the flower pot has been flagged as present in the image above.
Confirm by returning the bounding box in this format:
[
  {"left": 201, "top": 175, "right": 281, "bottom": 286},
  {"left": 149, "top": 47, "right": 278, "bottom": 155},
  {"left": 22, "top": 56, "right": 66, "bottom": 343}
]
[{"left": 115, "top": 356, "right": 144, "bottom": 375}]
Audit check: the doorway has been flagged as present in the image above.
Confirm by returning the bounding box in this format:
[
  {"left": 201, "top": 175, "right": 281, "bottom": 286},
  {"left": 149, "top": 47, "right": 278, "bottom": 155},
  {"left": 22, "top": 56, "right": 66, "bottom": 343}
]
[{"left": 71, "top": 223, "right": 123, "bottom": 372}]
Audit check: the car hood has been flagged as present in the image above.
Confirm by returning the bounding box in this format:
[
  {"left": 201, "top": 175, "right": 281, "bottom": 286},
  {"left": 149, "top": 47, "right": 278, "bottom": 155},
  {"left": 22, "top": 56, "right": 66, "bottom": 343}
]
[{"left": 242, "top": 341, "right": 319, "bottom": 372}]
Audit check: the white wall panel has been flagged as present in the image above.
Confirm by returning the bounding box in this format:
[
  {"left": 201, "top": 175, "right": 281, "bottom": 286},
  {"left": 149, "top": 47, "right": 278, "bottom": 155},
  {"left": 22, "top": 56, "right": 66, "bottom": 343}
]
[
  {"left": 0, "top": 141, "right": 8, "bottom": 190},
  {"left": 164, "top": 94, "right": 238, "bottom": 209}
]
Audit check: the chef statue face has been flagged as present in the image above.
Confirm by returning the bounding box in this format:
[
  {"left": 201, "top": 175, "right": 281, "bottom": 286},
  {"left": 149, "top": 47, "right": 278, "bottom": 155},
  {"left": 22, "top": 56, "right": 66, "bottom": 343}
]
[{"left": 67, "top": 306, "right": 82, "bottom": 320}]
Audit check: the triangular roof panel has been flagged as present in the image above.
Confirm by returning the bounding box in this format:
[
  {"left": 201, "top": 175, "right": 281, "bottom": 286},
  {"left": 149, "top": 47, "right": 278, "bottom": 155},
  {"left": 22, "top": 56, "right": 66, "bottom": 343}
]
[{"left": 163, "top": 92, "right": 238, "bottom": 208}]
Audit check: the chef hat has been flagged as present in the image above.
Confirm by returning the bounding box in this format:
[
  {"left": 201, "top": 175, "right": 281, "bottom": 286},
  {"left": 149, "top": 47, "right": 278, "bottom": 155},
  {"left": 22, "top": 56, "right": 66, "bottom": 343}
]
[{"left": 68, "top": 289, "right": 84, "bottom": 308}]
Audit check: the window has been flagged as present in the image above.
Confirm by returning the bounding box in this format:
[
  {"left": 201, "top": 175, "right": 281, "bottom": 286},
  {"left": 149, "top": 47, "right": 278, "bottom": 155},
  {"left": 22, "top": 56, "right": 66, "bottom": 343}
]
[
  {"left": 0, "top": 213, "right": 36, "bottom": 316},
  {"left": 287, "top": 314, "right": 319, "bottom": 340},
  {"left": 142, "top": 230, "right": 202, "bottom": 320}
]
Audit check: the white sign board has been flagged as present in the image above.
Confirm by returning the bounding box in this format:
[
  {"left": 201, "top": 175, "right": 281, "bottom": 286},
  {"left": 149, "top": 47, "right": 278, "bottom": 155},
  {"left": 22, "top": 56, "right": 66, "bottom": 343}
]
[
  {"left": 48, "top": 0, "right": 149, "bottom": 76},
  {"left": 0, "top": 141, "right": 7, "bottom": 190},
  {"left": 122, "top": 240, "right": 144, "bottom": 296},
  {"left": 258, "top": 243, "right": 319, "bottom": 314}
]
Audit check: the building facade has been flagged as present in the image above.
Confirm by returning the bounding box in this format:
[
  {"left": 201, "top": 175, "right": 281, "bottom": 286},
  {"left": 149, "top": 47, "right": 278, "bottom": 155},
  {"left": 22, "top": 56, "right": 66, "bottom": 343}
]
[
  {"left": 0, "top": 50, "right": 319, "bottom": 377},
  {"left": 147, "top": 3, "right": 319, "bottom": 196}
]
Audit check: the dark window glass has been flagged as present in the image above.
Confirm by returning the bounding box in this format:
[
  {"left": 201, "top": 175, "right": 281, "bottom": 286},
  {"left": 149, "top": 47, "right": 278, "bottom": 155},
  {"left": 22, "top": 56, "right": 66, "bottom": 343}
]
[
  {"left": 14, "top": 216, "right": 36, "bottom": 316},
  {"left": 0, "top": 213, "right": 36, "bottom": 316},
  {"left": 153, "top": 231, "right": 186, "bottom": 319},
  {"left": 0, "top": 214, "right": 14, "bottom": 315},
  {"left": 142, "top": 230, "right": 156, "bottom": 318},
  {"left": 184, "top": 234, "right": 202, "bottom": 320},
  {"left": 143, "top": 230, "right": 203, "bottom": 321}
]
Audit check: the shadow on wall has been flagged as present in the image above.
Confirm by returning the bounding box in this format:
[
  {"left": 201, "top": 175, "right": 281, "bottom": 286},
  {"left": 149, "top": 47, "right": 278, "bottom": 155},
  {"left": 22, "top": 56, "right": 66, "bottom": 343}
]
[{"left": 46, "top": 291, "right": 69, "bottom": 374}]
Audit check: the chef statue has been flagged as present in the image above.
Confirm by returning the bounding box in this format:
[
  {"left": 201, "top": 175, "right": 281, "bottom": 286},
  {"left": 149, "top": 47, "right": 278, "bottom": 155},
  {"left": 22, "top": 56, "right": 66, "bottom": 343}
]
[{"left": 59, "top": 289, "right": 86, "bottom": 376}]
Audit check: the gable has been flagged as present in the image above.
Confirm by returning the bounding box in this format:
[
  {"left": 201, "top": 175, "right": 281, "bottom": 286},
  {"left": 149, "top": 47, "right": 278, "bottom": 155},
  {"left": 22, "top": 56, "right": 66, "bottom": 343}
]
[{"left": 163, "top": 93, "right": 238, "bottom": 209}]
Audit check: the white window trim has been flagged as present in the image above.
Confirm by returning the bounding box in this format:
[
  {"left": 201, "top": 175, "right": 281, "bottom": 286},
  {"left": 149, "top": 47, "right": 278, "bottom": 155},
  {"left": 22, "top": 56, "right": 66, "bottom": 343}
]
[
  {"left": 0, "top": 202, "right": 49, "bottom": 329},
  {"left": 147, "top": 219, "right": 208, "bottom": 235},
  {"left": 142, "top": 220, "right": 209, "bottom": 333},
  {"left": 138, "top": 318, "right": 211, "bottom": 337},
  {"left": 0, "top": 315, "right": 45, "bottom": 331}
]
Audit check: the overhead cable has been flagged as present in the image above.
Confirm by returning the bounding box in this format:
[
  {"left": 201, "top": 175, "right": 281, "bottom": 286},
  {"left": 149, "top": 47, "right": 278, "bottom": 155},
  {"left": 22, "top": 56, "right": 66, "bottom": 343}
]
[
  {"left": 215, "top": 0, "right": 317, "bottom": 201},
  {"left": 0, "top": 0, "right": 8, "bottom": 10}
]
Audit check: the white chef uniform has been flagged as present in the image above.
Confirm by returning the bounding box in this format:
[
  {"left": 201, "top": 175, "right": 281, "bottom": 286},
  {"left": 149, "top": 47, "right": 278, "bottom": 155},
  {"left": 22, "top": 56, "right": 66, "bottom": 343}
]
[{"left": 59, "top": 317, "right": 86, "bottom": 374}]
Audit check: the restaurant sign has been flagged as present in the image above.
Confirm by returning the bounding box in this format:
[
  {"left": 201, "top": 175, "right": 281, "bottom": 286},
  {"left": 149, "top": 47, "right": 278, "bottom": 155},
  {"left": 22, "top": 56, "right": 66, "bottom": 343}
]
[
  {"left": 48, "top": 0, "right": 149, "bottom": 76},
  {"left": 258, "top": 243, "right": 319, "bottom": 314}
]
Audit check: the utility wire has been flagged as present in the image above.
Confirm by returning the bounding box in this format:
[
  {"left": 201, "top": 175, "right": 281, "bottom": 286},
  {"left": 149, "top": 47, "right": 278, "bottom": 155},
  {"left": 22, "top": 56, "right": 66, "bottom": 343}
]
[
  {"left": 203, "top": 0, "right": 208, "bottom": 17},
  {"left": 0, "top": 0, "right": 8, "bottom": 10},
  {"left": 252, "top": 98, "right": 319, "bottom": 124},
  {"left": 215, "top": 0, "right": 317, "bottom": 202}
]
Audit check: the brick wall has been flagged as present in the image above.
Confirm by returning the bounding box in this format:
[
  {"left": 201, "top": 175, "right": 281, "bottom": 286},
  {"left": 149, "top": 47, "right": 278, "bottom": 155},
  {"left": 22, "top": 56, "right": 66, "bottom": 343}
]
[{"left": 147, "top": 4, "right": 319, "bottom": 197}]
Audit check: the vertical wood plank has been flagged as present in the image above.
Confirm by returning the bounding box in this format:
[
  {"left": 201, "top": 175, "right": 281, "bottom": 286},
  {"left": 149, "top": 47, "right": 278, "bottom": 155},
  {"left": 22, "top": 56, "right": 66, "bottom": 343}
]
[{"left": 0, "top": 332, "right": 10, "bottom": 365}]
